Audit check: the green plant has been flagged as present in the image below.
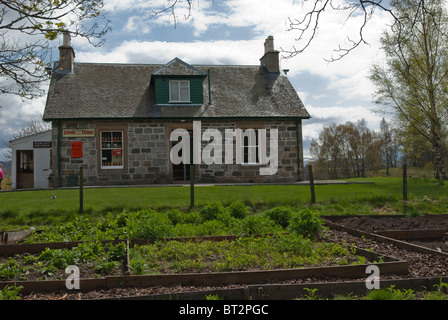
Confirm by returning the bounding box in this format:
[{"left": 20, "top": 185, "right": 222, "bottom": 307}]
[
  {"left": 365, "top": 285, "right": 415, "bottom": 300},
  {"left": 265, "top": 206, "right": 293, "bottom": 228},
  {"left": 199, "top": 201, "right": 226, "bottom": 221},
  {"left": 228, "top": 201, "right": 249, "bottom": 219},
  {"left": 288, "top": 209, "right": 324, "bottom": 239},
  {"left": 0, "top": 284, "right": 23, "bottom": 300},
  {"left": 303, "top": 288, "right": 319, "bottom": 300},
  {"left": 94, "top": 259, "right": 120, "bottom": 274},
  {"left": 205, "top": 294, "right": 223, "bottom": 300},
  {"left": 423, "top": 280, "right": 448, "bottom": 300},
  {"left": 0, "top": 258, "right": 28, "bottom": 280},
  {"left": 126, "top": 210, "right": 174, "bottom": 240}
]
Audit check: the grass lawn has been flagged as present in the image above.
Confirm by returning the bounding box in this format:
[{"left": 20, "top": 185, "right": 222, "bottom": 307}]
[{"left": 0, "top": 175, "right": 447, "bottom": 230}]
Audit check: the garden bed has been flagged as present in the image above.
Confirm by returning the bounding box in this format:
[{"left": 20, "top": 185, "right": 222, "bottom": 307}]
[
  {"left": 2, "top": 205, "right": 448, "bottom": 300},
  {"left": 0, "top": 233, "right": 407, "bottom": 295},
  {"left": 323, "top": 214, "right": 448, "bottom": 254}
]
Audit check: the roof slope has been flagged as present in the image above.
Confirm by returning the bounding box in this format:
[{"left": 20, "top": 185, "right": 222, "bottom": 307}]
[{"left": 43, "top": 62, "right": 310, "bottom": 120}]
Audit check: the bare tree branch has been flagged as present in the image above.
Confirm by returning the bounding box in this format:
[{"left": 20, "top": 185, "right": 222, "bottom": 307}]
[{"left": 0, "top": 0, "right": 111, "bottom": 99}]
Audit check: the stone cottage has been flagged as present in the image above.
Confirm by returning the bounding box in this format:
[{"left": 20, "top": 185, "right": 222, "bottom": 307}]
[{"left": 43, "top": 34, "right": 310, "bottom": 187}]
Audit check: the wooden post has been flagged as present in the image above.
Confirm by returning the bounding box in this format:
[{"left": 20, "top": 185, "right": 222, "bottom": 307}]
[
  {"left": 190, "top": 164, "right": 195, "bottom": 209},
  {"left": 308, "top": 165, "right": 316, "bottom": 204},
  {"left": 403, "top": 163, "right": 407, "bottom": 201},
  {"left": 79, "top": 166, "right": 84, "bottom": 213}
]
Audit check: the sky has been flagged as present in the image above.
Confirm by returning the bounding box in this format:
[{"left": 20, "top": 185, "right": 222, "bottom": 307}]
[{"left": 0, "top": 0, "right": 394, "bottom": 162}]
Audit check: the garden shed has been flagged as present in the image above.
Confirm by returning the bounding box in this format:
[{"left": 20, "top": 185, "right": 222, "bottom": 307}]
[{"left": 9, "top": 130, "right": 52, "bottom": 189}]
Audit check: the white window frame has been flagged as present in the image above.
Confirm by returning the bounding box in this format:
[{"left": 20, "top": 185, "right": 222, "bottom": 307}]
[
  {"left": 241, "top": 129, "right": 261, "bottom": 165},
  {"left": 100, "top": 131, "right": 124, "bottom": 169},
  {"left": 169, "top": 80, "right": 191, "bottom": 103}
]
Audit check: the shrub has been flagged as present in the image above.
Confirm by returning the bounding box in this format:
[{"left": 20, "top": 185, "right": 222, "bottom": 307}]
[
  {"left": 199, "top": 202, "right": 225, "bottom": 221},
  {"left": 288, "top": 209, "right": 324, "bottom": 239},
  {"left": 228, "top": 201, "right": 249, "bottom": 219},
  {"left": 265, "top": 206, "right": 294, "bottom": 228}
]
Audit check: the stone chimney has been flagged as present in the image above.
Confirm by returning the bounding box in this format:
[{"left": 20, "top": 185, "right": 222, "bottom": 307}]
[
  {"left": 58, "top": 31, "right": 75, "bottom": 73},
  {"left": 260, "top": 36, "right": 280, "bottom": 73}
]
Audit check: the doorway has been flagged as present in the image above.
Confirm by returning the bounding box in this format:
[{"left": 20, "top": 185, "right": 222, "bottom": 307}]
[
  {"left": 17, "top": 150, "right": 34, "bottom": 189},
  {"left": 171, "top": 130, "right": 193, "bottom": 182}
]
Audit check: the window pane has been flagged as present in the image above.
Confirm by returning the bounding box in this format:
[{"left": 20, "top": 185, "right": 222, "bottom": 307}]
[
  {"left": 101, "top": 131, "right": 123, "bottom": 168},
  {"left": 180, "top": 84, "right": 189, "bottom": 101},
  {"left": 170, "top": 81, "right": 180, "bottom": 101}
]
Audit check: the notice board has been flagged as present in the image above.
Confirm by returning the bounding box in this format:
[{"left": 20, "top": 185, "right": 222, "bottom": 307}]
[{"left": 71, "top": 142, "right": 83, "bottom": 158}]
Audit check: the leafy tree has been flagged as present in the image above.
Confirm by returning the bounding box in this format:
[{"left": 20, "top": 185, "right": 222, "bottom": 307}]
[
  {"left": 0, "top": 0, "right": 110, "bottom": 99},
  {"left": 379, "top": 118, "right": 400, "bottom": 176},
  {"left": 369, "top": 0, "right": 448, "bottom": 180},
  {"left": 310, "top": 119, "right": 384, "bottom": 179}
]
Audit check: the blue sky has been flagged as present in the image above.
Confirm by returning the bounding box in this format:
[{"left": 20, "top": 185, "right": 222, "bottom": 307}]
[{"left": 0, "top": 0, "right": 393, "bottom": 161}]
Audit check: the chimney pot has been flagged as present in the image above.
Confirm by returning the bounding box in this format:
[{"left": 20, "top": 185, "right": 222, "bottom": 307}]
[
  {"left": 62, "top": 31, "right": 71, "bottom": 47},
  {"left": 260, "top": 36, "right": 280, "bottom": 73},
  {"left": 58, "top": 31, "right": 75, "bottom": 73}
]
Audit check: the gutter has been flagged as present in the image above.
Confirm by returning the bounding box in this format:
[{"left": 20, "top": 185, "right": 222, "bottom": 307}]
[
  {"left": 296, "top": 119, "right": 301, "bottom": 181},
  {"left": 57, "top": 121, "right": 62, "bottom": 187}
]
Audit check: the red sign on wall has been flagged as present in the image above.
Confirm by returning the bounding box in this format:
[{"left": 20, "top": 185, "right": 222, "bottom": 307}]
[{"left": 71, "top": 142, "right": 83, "bottom": 158}]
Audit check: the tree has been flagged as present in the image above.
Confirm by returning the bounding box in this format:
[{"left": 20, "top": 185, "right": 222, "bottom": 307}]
[
  {"left": 2, "top": 118, "right": 51, "bottom": 161},
  {"left": 154, "top": 1, "right": 438, "bottom": 61},
  {"left": 0, "top": 0, "right": 110, "bottom": 99},
  {"left": 369, "top": 0, "right": 448, "bottom": 180},
  {"left": 310, "top": 123, "right": 344, "bottom": 179},
  {"left": 379, "top": 118, "right": 400, "bottom": 176},
  {"left": 310, "top": 119, "right": 380, "bottom": 179}
]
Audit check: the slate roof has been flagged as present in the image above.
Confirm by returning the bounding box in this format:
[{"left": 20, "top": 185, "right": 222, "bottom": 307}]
[{"left": 43, "top": 60, "right": 310, "bottom": 121}]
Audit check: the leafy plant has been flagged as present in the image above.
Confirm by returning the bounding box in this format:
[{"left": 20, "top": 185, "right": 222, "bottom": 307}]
[
  {"left": 228, "top": 201, "right": 249, "bottom": 219},
  {"left": 199, "top": 201, "right": 226, "bottom": 221},
  {"left": 265, "top": 206, "right": 293, "bottom": 228},
  {"left": 126, "top": 210, "right": 174, "bottom": 240},
  {"left": 288, "top": 209, "right": 324, "bottom": 239},
  {"left": 365, "top": 285, "right": 415, "bottom": 300},
  {"left": 0, "top": 284, "right": 23, "bottom": 300},
  {"left": 303, "top": 288, "right": 319, "bottom": 300}
]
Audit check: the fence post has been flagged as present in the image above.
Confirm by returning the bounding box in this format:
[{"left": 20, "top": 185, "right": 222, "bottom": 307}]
[
  {"left": 190, "top": 164, "right": 195, "bottom": 209},
  {"left": 79, "top": 166, "right": 84, "bottom": 213},
  {"left": 308, "top": 165, "right": 316, "bottom": 204}
]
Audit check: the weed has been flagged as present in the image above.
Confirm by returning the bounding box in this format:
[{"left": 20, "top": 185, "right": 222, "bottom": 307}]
[
  {"left": 303, "top": 288, "right": 319, "bottom": 300},
  {"left": 364, "top": 285, "right": 415, "bottom": 300}
]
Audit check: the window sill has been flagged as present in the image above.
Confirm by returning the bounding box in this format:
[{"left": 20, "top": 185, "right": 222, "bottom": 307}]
[{"left": 101, "top": 166, "right": 124, "bottom": 170}]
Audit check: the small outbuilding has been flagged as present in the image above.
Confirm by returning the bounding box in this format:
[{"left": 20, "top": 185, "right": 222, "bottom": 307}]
[{"left": 10, "top": 130, "right": 52, "bottom": 189}]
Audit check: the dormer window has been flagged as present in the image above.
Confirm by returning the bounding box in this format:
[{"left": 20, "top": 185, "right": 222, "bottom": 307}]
[{"left": 170, "top": 80, "right": 190, "bottom": 103}]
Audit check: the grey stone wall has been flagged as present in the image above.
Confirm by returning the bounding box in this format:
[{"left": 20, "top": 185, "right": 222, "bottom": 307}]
[{"left": 50, "top": 119, "right": 304, "bottom": 187}]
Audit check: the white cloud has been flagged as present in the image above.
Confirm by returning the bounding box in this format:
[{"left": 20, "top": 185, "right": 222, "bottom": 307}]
[
  {"left": 76, "top": 38, "right": 264, "bottom": 65},
  {"left": 302, "top": 104, "right": 385, "bottom": 141}
]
